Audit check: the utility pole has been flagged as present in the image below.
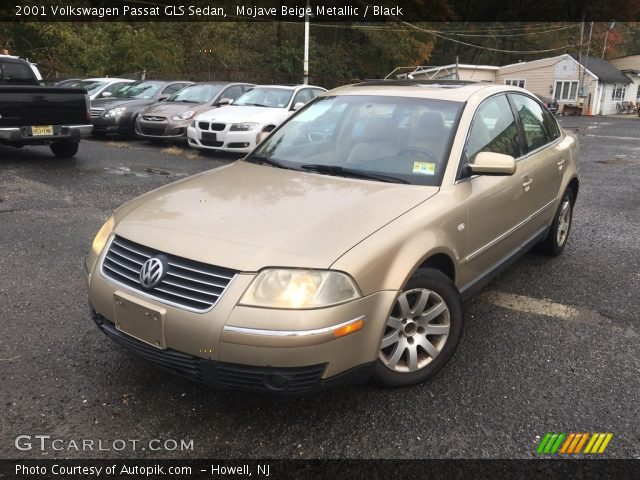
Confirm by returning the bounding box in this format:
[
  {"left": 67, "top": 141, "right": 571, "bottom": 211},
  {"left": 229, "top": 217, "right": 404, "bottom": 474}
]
[
  {"left": 303, "top": 0, "right": 310, "bottom": 85},
  {"left": 602, "top": 21, "right": 616, "bottom": 58}
]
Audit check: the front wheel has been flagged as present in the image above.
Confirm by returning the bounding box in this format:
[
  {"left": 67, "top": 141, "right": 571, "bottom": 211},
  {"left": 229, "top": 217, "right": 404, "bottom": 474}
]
[
  {"left": 539, "top": 189, "right": 574, "bottom": 256},
  {"left": 50, "top": 141, "right": 79, "bottom": 159},
  {"left": 373, "top": 268, "right": 463, "bottom": 387}
]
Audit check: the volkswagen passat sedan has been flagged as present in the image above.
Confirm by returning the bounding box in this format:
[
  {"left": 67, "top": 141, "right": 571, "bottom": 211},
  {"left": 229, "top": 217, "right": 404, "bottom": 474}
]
[
  {"left": 186, "top": 84, "right": 325, "bottom": 153},
  {"left": 136, "top": 82, "right": 253, "bottom": 142},
  {"left": 87, "top": 81, "right": 579, "bottom": 393}
]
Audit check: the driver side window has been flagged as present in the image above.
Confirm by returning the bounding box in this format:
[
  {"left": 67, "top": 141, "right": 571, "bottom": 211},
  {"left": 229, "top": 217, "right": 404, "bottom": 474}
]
[{"left": 465, "top": 95, "right": 521, "bottom": 162}]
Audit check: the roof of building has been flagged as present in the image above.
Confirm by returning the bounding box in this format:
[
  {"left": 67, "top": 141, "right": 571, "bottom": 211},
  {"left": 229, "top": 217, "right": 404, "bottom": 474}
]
[{"left": 572, "top": 55, "right": 631, "bottom": 84}]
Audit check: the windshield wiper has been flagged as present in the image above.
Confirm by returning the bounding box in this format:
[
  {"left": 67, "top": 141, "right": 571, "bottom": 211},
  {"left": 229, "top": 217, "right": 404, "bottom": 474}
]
[
  {"left": 239, "top": 103, "right": 269, "bottom": 107},
  {"left": 300, "top": 164, "right": 410, "bottom": 184},
  {"left": 245, "top": 154, "right": 288, "bottom": 169}
]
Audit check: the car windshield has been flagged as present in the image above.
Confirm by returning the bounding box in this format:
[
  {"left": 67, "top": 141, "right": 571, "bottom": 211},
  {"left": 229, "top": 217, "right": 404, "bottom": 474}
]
[
  {"left": 111, "top": 81, "right": 161, "bottom": 99},
  {"left": 249, "top": 95, "right": 464, "bottom": 186},
  {"left": 233, "top": 88, "right": 293, "bottom": 108},
  {"left": 167, "top": 84, "right": 223, "bottom": 103},
  {"left": 74, "top": 80, "right": 107, "bottom": 94}
]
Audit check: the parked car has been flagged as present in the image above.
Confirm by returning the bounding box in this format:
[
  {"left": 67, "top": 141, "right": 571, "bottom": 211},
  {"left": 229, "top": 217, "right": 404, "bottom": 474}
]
[
  {"left": 135, "top": 82, "right": 253, "bottom": 142},
  {"left": 59, "top": 78, "right": 134, "bottom": 100},
  {"left": 90, "top": 80, "right": 192, "bottom": 137},
  {"left": 87, "top": 81, "right": 579, "bottom": 393},
  {"left": 536, "top": 95, "right": 559, "bottom": 114},
  {"left": 0, "top": 55, "right": 92, "bottom": 158},
  {"left": 186, "top": 84, "right": 326, "bottom": 153}
]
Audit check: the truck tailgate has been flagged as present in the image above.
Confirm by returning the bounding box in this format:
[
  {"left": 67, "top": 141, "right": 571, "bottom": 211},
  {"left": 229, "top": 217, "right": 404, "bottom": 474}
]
[{"left": 0, "top": 86, "right": 89, "bottom": 127}]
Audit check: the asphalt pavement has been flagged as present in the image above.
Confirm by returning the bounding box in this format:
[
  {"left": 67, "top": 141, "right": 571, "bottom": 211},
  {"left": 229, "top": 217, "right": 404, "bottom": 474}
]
[{"left": 0, "top": 117, "right": 638, "bottom": 459}]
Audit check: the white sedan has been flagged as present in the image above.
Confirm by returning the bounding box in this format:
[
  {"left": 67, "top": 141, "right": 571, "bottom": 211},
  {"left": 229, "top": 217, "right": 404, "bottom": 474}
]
[{"left": 187, "top": 84, "right": 326, "bottom": 153}]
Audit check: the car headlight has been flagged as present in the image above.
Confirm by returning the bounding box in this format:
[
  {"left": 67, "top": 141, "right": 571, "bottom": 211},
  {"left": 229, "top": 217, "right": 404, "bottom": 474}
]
[
  {"left": 230, "top": 122, "right": 258, "bottom": 132},
  {"left": 239, "top": 269, "right": 361, "bottom": 309},
  {"left": 189, "top": 120, "right": 196, "bottom": 128},
  {"left": 103, "top": 107, "right": 126, "bottom": 118},
  {"left": 86, "top": 216, "right": 115, "bottom": 274},
  {"left": 171, "top": 111, "right": 195, "bottom": 121}
]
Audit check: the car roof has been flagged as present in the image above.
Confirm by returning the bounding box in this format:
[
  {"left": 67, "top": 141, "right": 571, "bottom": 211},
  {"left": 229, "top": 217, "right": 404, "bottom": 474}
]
[
  {"left": 84, "top": 77, "right": 133, "bottom": 82},
  {"left": 324, "top": 80, "right": 514, "bottom": 102},
  {"left": 252, "top": 84, "right": 325, "bottom": 91}
]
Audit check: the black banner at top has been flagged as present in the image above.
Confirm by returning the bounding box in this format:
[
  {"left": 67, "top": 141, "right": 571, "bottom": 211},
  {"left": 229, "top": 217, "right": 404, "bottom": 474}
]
[{"left": 3, "top": 0, "right": 640, "bottom": 22}]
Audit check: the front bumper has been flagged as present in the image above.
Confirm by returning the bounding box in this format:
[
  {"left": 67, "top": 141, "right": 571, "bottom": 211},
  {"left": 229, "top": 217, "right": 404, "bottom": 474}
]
[
  {"left": 136, "top": 117, "right": 188, "bottom": 140},
  {"left": 91, "top": 115, "right": 133, "bottom": 135},
  {"left": 92, "top": 310, "right": 374, "bottom": 394},
  {"left": 186, "top": 123, "right": 256, "bottom": 152},
  {"left": 88, "top": 252, "right": 396, "bottom": 392},
  {"left": 0, "top": 125, "right": 92, "bottom": 145}
]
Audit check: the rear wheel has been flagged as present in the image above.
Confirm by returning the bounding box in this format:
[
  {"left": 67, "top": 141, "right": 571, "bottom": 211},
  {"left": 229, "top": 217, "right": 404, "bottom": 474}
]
[
  {"left": 50, "top": 141, "right": 79, "bottom": 159},
  {"left": 373, "top": 268, "right": 463, "bottom": 387},
  {"left": 539, "top": 189, "right": 574, "bottom": 256}
]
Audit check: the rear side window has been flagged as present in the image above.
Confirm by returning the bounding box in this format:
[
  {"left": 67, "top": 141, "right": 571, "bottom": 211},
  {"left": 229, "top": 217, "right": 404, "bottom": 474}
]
[
  {"left": 1, "top": 61, "right": 34, "bottom": 84},
  {"left": 465, "top": 94, "right": 521, "bottom": 161},
  {"left": 511, "top": 94, "right": 551, "bottom": 152}
]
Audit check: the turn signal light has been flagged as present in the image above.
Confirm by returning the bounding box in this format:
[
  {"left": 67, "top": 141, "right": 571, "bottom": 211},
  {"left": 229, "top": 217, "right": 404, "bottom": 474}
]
[{"left": 333, "top": 318, "right": 365, "bottom": 338}]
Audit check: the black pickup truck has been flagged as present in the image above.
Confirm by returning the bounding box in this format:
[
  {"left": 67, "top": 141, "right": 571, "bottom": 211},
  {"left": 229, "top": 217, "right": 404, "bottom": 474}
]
[{"left": 0, "top": 55, "right": 92, "bottom": 158}]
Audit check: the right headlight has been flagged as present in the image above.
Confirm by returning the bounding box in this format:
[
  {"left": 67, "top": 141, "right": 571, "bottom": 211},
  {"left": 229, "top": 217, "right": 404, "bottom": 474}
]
[
  {"left": 86, "top": 216, "right": 114, "bottom": 274},
  {"left": 239, "top": 269, "right": 361, "bottom": 309}
]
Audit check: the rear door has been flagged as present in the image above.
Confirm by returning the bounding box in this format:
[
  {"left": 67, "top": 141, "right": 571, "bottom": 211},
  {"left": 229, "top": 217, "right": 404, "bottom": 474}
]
[{"left": 508, "top": 93, "right": 563, "bottom": 230}]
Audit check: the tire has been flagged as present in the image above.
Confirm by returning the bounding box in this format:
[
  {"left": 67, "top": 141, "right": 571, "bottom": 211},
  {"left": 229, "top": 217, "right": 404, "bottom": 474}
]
[
  {"left": 539, "top": 189, "right": 574, "bottom": 256},
  {"left": 373, "top": 268, "right": 463, "bottom": 387},
  {"left": 50, "top": 141, "right": 79, "bottom": 159}
]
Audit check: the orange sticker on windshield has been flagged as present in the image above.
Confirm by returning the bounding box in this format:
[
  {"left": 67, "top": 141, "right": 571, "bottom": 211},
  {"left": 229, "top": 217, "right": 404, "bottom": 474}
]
[{"left": 413, "top": 162, "right": 436, "bottom": 175}]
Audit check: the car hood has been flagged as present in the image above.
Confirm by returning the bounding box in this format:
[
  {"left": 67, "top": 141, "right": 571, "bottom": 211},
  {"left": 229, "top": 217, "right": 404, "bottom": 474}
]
[
  {"left": 196, "top": 105, "right": 291, "bottom": 125},
  {"left": 141, "top": 102, "right": 216, "bottom": 117},
  {"left": 113, "top": 161, "right": 439, "bottom": 271},
  {"left": 92, "top": 97, "right": 156, "bottom": 110}
]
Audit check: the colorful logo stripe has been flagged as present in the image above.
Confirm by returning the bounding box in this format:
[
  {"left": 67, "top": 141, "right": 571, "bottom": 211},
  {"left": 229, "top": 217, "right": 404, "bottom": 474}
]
[{"left": 537, "top": 433, "right": 613, "bottom": 455}]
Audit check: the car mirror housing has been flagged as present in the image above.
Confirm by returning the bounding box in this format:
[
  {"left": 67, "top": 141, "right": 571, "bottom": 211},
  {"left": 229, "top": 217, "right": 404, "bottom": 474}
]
[
  {"left": 100, "top": 91, "right": 112, "bottom": 98},
  {"left": 292, "top": 102, "right": 306, "bottom": 111},
  {"left": 217, "top": 97, "right": 232, "bottom": 106},
  {"left": 468, "top": 152, "right": 517, "bottom": 176}
]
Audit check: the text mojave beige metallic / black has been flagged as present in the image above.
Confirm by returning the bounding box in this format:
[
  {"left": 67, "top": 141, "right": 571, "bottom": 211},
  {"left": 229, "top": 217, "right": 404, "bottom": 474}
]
[{"left": 86, "top": 81, "right": 579, "bottom": 393}]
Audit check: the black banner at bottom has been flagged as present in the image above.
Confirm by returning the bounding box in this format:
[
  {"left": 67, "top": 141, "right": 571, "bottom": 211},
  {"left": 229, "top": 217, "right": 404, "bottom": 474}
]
[{"left": 2, "top": 459, "right": 639, "bottom": 480}]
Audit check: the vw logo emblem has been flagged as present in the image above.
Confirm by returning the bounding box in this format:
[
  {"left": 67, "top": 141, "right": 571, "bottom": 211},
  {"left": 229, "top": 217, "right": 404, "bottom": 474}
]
[{"left": 139, "top": 256, "right": 167, "bottom": 289}]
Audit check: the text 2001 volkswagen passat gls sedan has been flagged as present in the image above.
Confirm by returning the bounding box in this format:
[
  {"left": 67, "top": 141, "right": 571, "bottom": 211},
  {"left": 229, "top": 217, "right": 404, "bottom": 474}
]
[{"left": 86, "top": 81, "right": 579, "bottom": 393}]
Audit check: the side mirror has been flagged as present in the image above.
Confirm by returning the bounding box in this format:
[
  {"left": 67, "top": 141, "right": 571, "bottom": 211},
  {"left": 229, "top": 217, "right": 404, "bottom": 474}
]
[
  {"left": 157, "top": 95, "right": 169, "bottom": 102},
  {"left": 468, "top": 152, "right": 516, "bottom": 176},
  {"left": 100, "top": 91, "right": 112, "bottom": 98},
  {"left": 292, "top": 102, "right": 305, "bottom": 111},
  {"left": 217, "top": 97, "right": 232, "bottom": 106}
]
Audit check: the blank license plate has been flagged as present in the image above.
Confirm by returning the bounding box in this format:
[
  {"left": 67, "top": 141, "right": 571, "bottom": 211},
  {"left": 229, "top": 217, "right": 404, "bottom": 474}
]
[
  {"left": 114, "top": 291, "right": 166, "bottom": 349},
  {"left": 201, "top": 132, "right": 216, "bottom": 142},
  {"left": 31, "top": 125, "right": 53, "bottom": 136}
]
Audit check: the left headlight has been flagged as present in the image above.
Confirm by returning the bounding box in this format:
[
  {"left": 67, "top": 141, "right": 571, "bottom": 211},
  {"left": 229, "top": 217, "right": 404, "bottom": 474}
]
[
  {"left": 239, "top": 269, "right": 361, "bottom": 309},
  {"left": 230, "top": 122, "right": 258, "bottom": 132},
  {"left": 103, "top": 107, "right": 126, "bottom": 118},
  {"left": 171, "top": 111, "right": 195, "bottom": 121}
]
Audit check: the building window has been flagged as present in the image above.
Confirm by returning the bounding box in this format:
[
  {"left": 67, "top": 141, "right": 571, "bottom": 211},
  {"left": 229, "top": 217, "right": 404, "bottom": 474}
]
[
  {"left": 554, "top": 81, "right": 578, "bottom": 101},
  {"left": 611, "top": 84, "right": 627, "bottom": 101},
  {"left": 505, "top": 79, "right": 525, "bottom": 88}
]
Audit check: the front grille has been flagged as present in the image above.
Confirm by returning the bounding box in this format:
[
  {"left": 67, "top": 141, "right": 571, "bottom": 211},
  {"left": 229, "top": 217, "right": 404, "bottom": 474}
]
[
  {"left": 90, "top": 108, "right": 105, "bottom": 118},
  {"left": 140, "top": 126, "right": 166, "bottom": 136},
  {"left": 101, "top": 235, "right": 236, "bottom": 311},
  {"left": 201, "top": 140, "right": 224, "bottom": 147},
  {"left": 95, "top": 315, "right": 202, "bottom": 382},
  {"left": 92, "top": 311, "right": 328, "bottom": 393},
  {"left": 213, "top": 363, "right": 327, "bottom": 393},
  {"left": 198, "top": 121, "right": 209, "bottom": 130},
  {"left": 210, "top": 123, "right": 226, "bottom": 131},
  {"left": 142, "top": 116, "right": 166, "bottom": 122}
]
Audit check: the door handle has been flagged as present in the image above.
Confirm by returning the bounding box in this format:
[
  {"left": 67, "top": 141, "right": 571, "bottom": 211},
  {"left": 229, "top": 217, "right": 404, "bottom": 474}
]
[{"left": 522, "top": 177, "right": 533, "bottom": 191}]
